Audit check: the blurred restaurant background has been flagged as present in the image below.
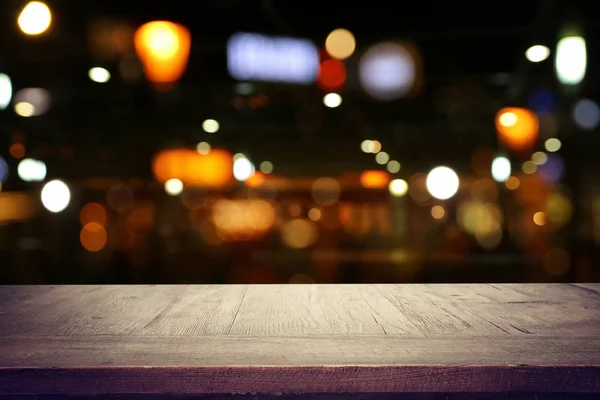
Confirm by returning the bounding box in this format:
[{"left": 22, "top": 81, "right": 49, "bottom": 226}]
[{"left": 0, "top": 0, "right": 599, "bottom": 284}]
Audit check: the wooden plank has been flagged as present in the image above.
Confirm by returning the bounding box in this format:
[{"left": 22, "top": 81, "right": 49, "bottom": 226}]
[
  {"left": 0, "top": 285, "right": 247, "bottom": 336},
  {"left": 228, "top": 284, "right": 423, "bottom": 335},
  {"left": 0, "top": 284, "right": 599, "bottom": 395},
  {"left": 372, "top": 284, "right": 600, "bottom": 336}
]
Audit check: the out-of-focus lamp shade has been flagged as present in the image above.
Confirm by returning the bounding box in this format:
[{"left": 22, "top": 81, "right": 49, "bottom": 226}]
[
  {"left": 13, "top": 88, "right": 50, "bottom": 117},
  {"left": 152, "top": 148, "right": 233, "bottom": 187},
  {"left": 495, "top": 107, "right": 539, "bottom": 151},
  {"left": 134, "top": 21, "right": 191, "bottom": 90}
]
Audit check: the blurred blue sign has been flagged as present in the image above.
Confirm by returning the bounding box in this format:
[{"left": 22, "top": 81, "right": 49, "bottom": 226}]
[{"left": 227, "top": 33, "right": 319, "bottom": 84}]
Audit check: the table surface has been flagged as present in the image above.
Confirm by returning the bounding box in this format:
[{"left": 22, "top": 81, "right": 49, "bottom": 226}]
[{"left": 0, "top": 284, "right": 599, "bottom": 396}]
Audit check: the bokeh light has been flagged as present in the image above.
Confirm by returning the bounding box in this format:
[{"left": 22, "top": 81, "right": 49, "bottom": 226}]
[
  {"left": 89, "top": 67, "right": 111, "bottom": 83},
  {"left": 317, "top": 59, "right": 346, "bottom": 90},
  {"left": 164, "top": 178, "right": 184, "bottom": 195},
  {"left": 259, "top": 161, "right": 273, "bottom": 174},
  {"left": 17, "top": 158, "right": 46, "bottom": 182},
  {"left": 359, "top": 41, "right": 417, "bottom": 101},
  {"left": 18, "top": 1, "right": 52, "bottom": 35},
  {"left": 389, "top": 179, "right": 408, "bottom": 197},
  {"left": 544, "top": 138, "right": 561, "bottom": 152},
  {"left": 202, "top": 119, "right": 219, "bottom": 133},
  {"left": 325, "top": 28, "right": 356, "bottom": 60},
  {"left": 525, "top": 45, "right": 550, "bottom": 63},
  {"left": 426, "top": 166, "right": 459, "bottom": 200},
  {"left": 573, "top": 99, "right": 600, "bottom": 130},
  {"left": 41, "top": 180, "right": 70, "bottom": 213},
  {"left": 233, "top": 157, "right": 255, "bottom": 181},
  {"left": 134, "top": 21, "right": 191, "bottom": 88},
  {"left": 80, "top": 202, "right": 107, "bottom": 226},
  {"left": 311, "top": 177, "right": 341, "bottom": 206},
  {"left": 80, "top": 222, "right": 108, "bottom": 252},
  {"left": 0, "top": 73, "right": 12, "bottom": 110},
  {"left": 495, "top": 107, "right": 539, "bottom": 151},
  {"left": 323, "top": 93, "right": 342, "bottom": 108},
  {"left": 491, "top": 156, "right": 511, "bottom": 182},
  {"left": 555, "top": 36, "right": 586, "bottom": 86}
]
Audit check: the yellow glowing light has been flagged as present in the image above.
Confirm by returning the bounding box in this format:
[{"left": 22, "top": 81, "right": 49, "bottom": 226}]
[
  {"left": 14, "top": 102, "right": 35, "bottom": 117},
  {"left": 18, "top": 1, "right": 52, "bottom": 35},
  {"left": 134, "top": 21, "right": 191, "bottom": 88},
  {"left": 325, "top": 28, "right": 356, "bottom": 60},
  {"left": 498, "top": 112, "right": 517, "bottom": 127},
  {"left": 533, "top": 211, "right": 547, "bottom": 226},
  {"left": 389, "top": 179, "right": 408, "bottom": 197},
  {"left": 495, "top": 107, "right": 539, "bottom": 151}
]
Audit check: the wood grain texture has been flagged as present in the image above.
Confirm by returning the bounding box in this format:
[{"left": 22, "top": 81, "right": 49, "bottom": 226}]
[{"left": 0, "top": 284, "right": 599, "bottom": 395}]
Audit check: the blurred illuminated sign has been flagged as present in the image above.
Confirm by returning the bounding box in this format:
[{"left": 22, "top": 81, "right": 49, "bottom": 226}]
[{"left": 227, "top": 32, "right": 319, "bottom": 84}]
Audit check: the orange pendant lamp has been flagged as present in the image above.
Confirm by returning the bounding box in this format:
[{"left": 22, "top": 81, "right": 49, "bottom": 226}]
[{"left": 134, "top": 21, "right": 191, "bottom": 91}]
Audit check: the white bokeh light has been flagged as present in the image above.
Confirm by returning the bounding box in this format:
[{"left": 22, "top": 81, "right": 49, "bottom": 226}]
[
  {"left": 202, "top": 119, "right": 219, "bottom": 133},
  {"left": 323, "top": 93, "right": 342, "bottom": 108},
  {"left": 359, "top": 42, "right": 416, "bottom": 101},
  {"left": 426, "top": 166, "right": 459, "bottom": 200},
  {"left": 555, "top": 36, "right": 586, "bottom": 85},
  {"left": 164, "top": 178, "right": 183, "bottom": 196},
  {"left": 491, "top": 156, "right": 511, "bottom": 182},
  {"left": 41, "top": 180, "right": 70, "bottom": 213},
  {"left": 525, "top": 45, "right": 550, "bottom": 63},
  {"left": 0, "top": 73, "right": 12, "bottom": 110},
  {"left": 18, "top": 158, "right": 46, "bottom": 182},
  {"left": 389, "top": 179, "right": 408, "bottom": 197},
  {"left": 233, "top": 157, "right": 255, "bottom": 181},
  {"left": 89, "top": 67, "right": 111, "bottom": 83}
]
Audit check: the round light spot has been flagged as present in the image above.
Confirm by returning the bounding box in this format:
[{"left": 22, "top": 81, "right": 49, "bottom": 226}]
[
  {"left": 389, "top": 179, "right": 408, "bottom": 197},
  {"left": 18, "top": 1, "right": 52, "bottom": 35},
  {"left": 426, "top": 166, "right": 459, "bottom": 200},
  {"left": 491, "top": 156, "right": 511, "bottom": 182},
  {"left": 375, "top": 151, "right": 389, "bottom": 165},
  {"left": 573, "top": 99, "right": 600, "bottom": 130},
  {"left": 544, "top": 138, "right": 561, "bottom": 152},
  {"left": 164, "top": 178, "right": 183, "bottom": 196},
  {"left": 387, "top": 160, "right": 401, "bottom": 173},
  {"left": 359, "top": 42, "right": 416, "bottom": 101},
  {"left": 325, "top": 28, "right": 356, "bottom": 60},
  {"left": 202, "top": 119, "right": 219, "bottom": 133},
  {"left": 323, "top": 93, "right": 342, "bottom": 108},
  {"left": 260, "top": 161, "right": 273, "bottom": 174},
  {"left": 525, "top": 45, "right": 550, "bottom": 63},
  {"left": 41, "top": 180, "right": 70, "bottom": 213},
  {"left": 89, "top": 67, "right": 111, "bottom": 83},
  {"left": 17, "top": 158, "right": 46, "bottom": 182},
  {"left": 196, "top": 141, "right": 211, "bottom": 155},
  {"left": 233, "top": 157, "right": 255, "bottom": 181}
]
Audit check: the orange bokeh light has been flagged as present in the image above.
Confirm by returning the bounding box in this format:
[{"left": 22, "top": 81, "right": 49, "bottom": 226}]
[
  {"left": 317, "top": 59, "right": 346, "bottom": 90},
  {"left": 360, "top": 170, "right": 390, "bottom": 188},
  {"left": 80, "top": 202, "right": 108, "bottom": 226},
  {"left": 80, "top": 222, "right": 108, "bottom": 252},
  {"left": 9, "top": 143, "right": 25, "bottom": 159},
  {"left": 152, "top": 148, "right": 233, "bottom": 187},
  {"left": 134, "top": 21, "right": 191, "bottom": 89},
  {"left": 245, "top": 171, "right": 266, "bottom": 188},
  {"left": 495, "top": 107, "right": 539, "bottom": 151}
]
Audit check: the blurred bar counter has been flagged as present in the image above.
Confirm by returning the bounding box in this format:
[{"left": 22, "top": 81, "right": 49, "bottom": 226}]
[{"left": 0, "top": 284, "right": 599, "bottom": 398}]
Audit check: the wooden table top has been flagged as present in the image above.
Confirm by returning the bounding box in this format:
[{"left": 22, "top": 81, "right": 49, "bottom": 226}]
[{"left": 0, "top": 284, "right": 599, "bottom": 396}]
